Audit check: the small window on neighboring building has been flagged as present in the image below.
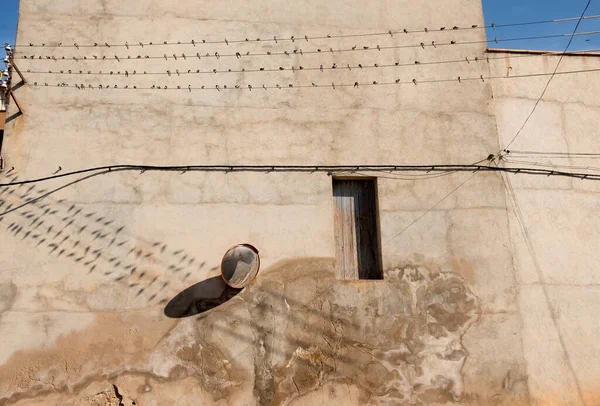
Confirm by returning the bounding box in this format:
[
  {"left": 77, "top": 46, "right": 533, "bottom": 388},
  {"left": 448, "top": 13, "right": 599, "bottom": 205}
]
[{"left": 332, "top": 178, "right": 383, "bottom": 280}]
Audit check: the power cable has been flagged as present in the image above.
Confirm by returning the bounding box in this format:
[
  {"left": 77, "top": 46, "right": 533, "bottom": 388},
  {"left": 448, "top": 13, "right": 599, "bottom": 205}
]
[
  {"left": 27, "top": 67, "right": 600, "bottom": 91},
  {"left": 21, "top": 48, "right": 600, "bottom": 77},
  {"left": 502, "top": 157, "right": 600, "bottom": 174},
  {"left": 4, "top": 161, "right": 600, "bottom": 220},
  {"left": 502, "top": 0, "right": 593, "bottom": 151},
  {"left": 0, "top": 168, "right": 123, "bottom": 218},
  {"left": 506, "top": 150, "right": 600, "bottom": 158},
  {"left": 350, "top": 170, "right": 464, "bottom": 181},
  {"left": 383, "top": 170, "right": 481, "bottom": 245},
  {"left": 15, "top": 15, "right": 600, "bottom": 48},
  {"left": 338, "top": 158, "right": 489, "bottom": 181},
  {"left": 4, "top": 162, "right": 600, "bottom": 192},
  {"left": 501, "top": 172, "right": 586, "bottom": 405},
  {"left": 17, "top": 31, "right": 600, "bottom": 63}
]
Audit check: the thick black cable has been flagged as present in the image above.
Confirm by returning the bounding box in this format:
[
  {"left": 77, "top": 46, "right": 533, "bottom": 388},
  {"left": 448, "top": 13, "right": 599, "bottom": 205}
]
[
  {"left": 0, "top": 169, "right": 124, "bottom": 217},
  {"left": 3, "top": 163, "right": 600, "bottom": 191},
  {"left": 3, "top": 161, "right": 600, "bottom": 219},
  {"left": 503, "top": 0, "right": 593, "bottom": 151},
  {"left": 15, "top": 15, "right": 600, "bottom": 48}
]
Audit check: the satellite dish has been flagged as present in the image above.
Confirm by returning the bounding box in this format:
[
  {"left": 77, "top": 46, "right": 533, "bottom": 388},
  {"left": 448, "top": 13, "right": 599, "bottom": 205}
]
[{"left": 220, "top": 244, "right": 260, "bottom": 288}]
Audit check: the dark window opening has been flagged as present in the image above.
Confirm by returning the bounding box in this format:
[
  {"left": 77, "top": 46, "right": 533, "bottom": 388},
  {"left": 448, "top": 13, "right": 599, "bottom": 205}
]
[{"left": 332, "top": 178, "right": 383, "bottom": 280}]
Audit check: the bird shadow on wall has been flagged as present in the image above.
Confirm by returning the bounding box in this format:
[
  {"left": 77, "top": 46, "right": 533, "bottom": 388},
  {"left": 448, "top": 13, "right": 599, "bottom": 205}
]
[{"left": 0, "top": 169, "right": 219, "bottom": 306}]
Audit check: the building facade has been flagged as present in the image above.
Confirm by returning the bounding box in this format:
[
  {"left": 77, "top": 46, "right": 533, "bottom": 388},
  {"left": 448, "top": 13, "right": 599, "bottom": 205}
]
[{"left": 0, "top": 0, "right": 599, "bottom": 404}]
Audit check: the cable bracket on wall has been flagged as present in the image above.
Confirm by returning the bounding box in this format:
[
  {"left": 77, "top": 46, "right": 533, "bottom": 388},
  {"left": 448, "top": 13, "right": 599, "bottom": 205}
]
[{"left": 3, "top": 45, "right": 26, "bottom": 117}]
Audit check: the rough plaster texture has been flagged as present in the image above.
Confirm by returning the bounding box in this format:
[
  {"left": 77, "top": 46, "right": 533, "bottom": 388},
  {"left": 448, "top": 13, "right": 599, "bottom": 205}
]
[
  {"left": 0, "top": 0, "right": 597, "bottom": 405},
  {"left": 488, "top": 52, "right": 600, "bottom": 406}
]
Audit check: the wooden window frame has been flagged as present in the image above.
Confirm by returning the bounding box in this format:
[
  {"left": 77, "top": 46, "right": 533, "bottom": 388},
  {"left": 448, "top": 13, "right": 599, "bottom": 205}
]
[{"left": 332, "top": 176, "right": 384, "bottom": 280}]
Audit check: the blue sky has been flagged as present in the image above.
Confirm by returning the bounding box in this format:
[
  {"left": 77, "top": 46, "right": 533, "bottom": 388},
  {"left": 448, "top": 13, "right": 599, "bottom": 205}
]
[
  {"left": 0, "top": 0, "right": 598, "bottom": 51},
  {"left": 482, "top": 0, "right": 600, "bottom": 50}
]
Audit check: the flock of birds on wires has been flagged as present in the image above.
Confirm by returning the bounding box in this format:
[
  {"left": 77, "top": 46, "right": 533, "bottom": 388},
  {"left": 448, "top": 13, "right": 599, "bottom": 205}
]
[
  {"left": 1, "top": 12, "right": 600, "bottom": 188},
  {"left": 1, "top": 15, "right": 599, "bottom": 93}
]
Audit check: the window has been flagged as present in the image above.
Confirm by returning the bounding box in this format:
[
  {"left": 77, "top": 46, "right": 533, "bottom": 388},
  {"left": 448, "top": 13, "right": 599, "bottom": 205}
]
[{"left": 332, "top": 178, "right": 383, "bottom": 280}]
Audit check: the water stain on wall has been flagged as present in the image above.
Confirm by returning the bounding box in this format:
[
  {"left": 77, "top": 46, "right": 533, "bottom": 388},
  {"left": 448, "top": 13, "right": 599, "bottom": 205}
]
[{"left": 0, "top": 258, "right": 489, "bottom": 405}]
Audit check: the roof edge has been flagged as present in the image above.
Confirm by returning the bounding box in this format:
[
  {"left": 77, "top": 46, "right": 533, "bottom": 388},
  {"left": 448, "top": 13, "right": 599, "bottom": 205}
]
[{"left": 486, "top": 48, "right": 600, "bottom": 57}]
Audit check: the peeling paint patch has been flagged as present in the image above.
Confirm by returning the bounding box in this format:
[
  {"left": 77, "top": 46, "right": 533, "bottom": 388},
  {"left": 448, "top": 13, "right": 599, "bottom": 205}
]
[{"left": 0, "top": 258, "right": 517, "bottom": 405}]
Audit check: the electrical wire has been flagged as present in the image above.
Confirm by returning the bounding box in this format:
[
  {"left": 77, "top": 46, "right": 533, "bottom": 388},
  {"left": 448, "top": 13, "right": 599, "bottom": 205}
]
[
  {"left": 383, "top": 170, "right": 481, "bottom": 245},
  {"left": 15, "top": 15, "right": 600, "bottom": 48},
  {"left": 337, "top": 158, "right": 489, "bottom": 181},
  {"left": 17, "top": 31, "right": 600, "bottom": 63},
  {"left": 0, "top": 171, "right": 213, "bottom": 284},
  {"left": 500, "top": 172, "right": 586, "bottom": 404},
  {"left": 0, "top": 168, "right": 124, "bottom": 217},
  {"left": 503, "top": 0, "right": 593, "bottom": 151},
  {"left": 502, "top": 157, "right": 600, "bottom": 174},
  {"left": 506, "top": 150, "right": 600, "bottom": 158},
  {"left": 4, "top": 162, "right": 600, "bottom": 193},
  {"left": 27, "top": 67, "right": 600, "bottom": 91},
  {"left": 348, "top": 170, "right": 463, "bottom": 181},
  {"left": 21, "top": 48, "right": 600, "bottom": 77}
]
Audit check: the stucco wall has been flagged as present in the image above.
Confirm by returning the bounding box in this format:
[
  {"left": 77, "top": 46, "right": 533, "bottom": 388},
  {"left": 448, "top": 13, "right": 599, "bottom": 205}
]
[
  {"left": 0, "top": 1, "right": 570, "bottom": 405},
  {"left": 489, "top": 51, "right": 600, "bottom": 406}
]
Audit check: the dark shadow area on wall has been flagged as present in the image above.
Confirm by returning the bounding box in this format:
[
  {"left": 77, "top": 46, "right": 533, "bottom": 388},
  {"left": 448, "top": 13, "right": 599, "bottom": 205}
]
[{"left": 164, "top": 276, "right": 242, "bottom": 318}]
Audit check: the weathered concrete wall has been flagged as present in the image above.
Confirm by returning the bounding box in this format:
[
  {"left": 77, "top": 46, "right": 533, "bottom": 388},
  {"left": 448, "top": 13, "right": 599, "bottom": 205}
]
[
  {"left": 489, "top": 51, "right": 600, "bottom": 406},
  {"left": 0, "top": 1, "right": 546, "bottom": 404}
]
